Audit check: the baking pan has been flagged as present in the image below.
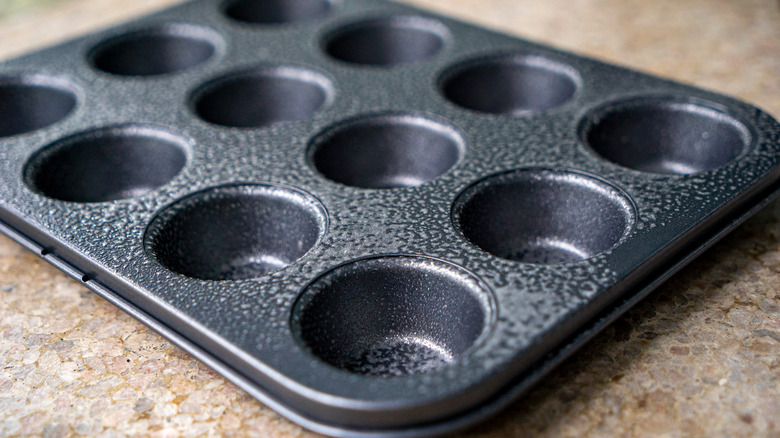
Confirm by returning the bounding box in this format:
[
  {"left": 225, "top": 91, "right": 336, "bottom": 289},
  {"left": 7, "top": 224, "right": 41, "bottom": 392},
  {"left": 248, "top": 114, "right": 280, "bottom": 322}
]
[{"left": 0, "top": 0, "right": 779, "bottom": 436}]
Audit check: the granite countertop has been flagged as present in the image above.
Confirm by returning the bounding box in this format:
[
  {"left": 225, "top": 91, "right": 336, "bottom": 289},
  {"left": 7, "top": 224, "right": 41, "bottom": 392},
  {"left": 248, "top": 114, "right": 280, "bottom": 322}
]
[{"left": 1, "top": 0, "right": 779, "bottom": 436}]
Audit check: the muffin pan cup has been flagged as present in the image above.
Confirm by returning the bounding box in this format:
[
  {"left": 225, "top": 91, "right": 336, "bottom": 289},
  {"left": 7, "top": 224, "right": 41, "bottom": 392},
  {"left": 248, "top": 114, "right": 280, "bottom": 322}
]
[{"left": 1, "top": 0, "right": 779, "bottom": 437}]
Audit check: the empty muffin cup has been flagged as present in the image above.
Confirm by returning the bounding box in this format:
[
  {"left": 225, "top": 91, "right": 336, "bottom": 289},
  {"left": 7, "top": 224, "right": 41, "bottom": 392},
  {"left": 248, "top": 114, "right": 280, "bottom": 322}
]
[
  {"left": 0, "top": 77, "right": 77, "bottom": 138},
  {"left": 90, "top": 25, "right": 218, "bottom": 77},
  {"left": 192, "top": 66, "right": 332, "bottom": 128},
  {"left": 223, "top": 0, "right": 331, "bottom": 24},
  {"left": 293, "top": 256, "right": 493, "bottom": 376},
  {"left": 581, "top": 98, "right": 752, "bottom": 174},
  {"left": 25, "top": 125, "right": 187, "bottom": 202},
  {"left": 309, "top": 114, "right": 463, "bottom": 188},
  {"left": 441, "top": 55, "right": 579, "bottom": 114},
  {"left": 324, "top": 17, "right": 446, "bottom": 66},
  {"left": 145, "top": 184, "right": 326, "bottom": 281},
  {"left": 454, "top": 168, "right": 635, "bottom": 264}
]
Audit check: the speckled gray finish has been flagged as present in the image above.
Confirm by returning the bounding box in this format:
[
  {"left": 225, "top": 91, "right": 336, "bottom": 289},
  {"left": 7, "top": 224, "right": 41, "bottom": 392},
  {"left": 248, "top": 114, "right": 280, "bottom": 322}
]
[{"left": 0, "top": 0, "right": 779, "bottom": 436}]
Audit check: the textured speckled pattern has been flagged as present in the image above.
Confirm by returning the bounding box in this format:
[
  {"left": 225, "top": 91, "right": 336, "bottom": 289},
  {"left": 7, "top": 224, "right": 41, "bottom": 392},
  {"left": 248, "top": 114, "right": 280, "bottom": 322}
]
[{"left": 1, "top": 0, "right": 780, "bottom": 436}]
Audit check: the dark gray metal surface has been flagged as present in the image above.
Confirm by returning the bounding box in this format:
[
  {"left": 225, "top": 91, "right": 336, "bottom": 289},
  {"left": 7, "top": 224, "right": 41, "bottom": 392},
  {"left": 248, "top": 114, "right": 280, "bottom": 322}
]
[{"left": 0, "top": 0, "right": 779, "bottom": 436}]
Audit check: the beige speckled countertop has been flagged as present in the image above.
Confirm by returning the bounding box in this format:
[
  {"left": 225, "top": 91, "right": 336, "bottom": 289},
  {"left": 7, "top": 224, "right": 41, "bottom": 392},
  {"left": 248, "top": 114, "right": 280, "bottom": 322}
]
[{"left": 1, "top": 0, "right": 779, "bottom": 436}]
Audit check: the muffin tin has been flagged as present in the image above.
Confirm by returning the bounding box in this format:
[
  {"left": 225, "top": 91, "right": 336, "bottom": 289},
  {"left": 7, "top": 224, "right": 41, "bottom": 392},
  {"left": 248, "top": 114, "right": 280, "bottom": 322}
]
[{"left": 1, "top": 0, "right": 779, "bottom": 436}]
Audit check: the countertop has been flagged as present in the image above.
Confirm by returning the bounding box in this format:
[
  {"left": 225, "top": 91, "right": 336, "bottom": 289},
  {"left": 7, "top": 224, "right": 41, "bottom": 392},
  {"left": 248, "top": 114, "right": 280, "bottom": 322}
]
[{"left": 1, "top": 0, "right": 779, "bottom": 436}]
